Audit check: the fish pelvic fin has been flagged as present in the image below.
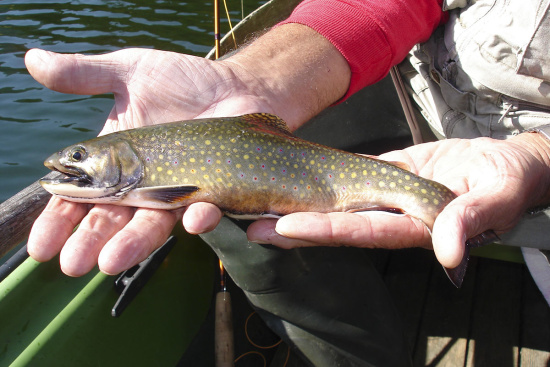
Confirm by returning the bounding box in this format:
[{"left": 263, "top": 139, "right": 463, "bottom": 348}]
[
  {"left": 137, "top": 185, "right": 200, "bottom": 205},
  {"left": 444, "top": 229, "right": 500, "bottom": 288}
]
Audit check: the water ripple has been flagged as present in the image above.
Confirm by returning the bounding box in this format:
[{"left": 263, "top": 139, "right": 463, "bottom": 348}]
[{"left": 0, "top": 0, "right": 266, "bottom": 201}]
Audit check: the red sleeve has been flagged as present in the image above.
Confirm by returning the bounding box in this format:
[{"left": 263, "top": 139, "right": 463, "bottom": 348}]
[{"left": 278, "top": 0, "right": 447, "bottom": 99}]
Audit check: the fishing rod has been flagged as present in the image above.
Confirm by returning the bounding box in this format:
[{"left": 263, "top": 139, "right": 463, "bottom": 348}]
[{"left": 213, "top": 1, "right": 234, "bottom": 366}]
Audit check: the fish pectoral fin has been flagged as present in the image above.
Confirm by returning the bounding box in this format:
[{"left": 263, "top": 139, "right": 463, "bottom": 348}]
[{"left": 138, "top": 185, "right": 200, "bottom": 204}]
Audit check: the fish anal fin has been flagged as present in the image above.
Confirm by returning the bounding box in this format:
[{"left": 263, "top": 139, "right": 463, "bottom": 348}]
[
  {"left": 346, "top": 207, "right": 405, "bottom": 215},
  {"left": 139, "top": 185, "right": 200, "bottom": 204},
  {"left": 240, "top": 113, "right": 293, "bottom": 136}
]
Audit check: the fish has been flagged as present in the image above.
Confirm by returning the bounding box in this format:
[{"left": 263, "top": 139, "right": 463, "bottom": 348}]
[{"left": 40, "top": 113, "right": 497, "bottom": 287}]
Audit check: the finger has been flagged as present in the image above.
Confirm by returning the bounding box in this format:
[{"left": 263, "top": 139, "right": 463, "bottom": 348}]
[
  {"left": 247, "top": 211, "right": 431, "bottom": 249},
  {"left": 182, "top": 202, "right": 223, "bottom": 234},
  {"left": 27, "top": 197, "right": 90, "bottom": 262},
  {"left": 59, "top": 205, "right": 135, "bottom": 277},
  {"left": 24, "top": 48, "right": 123, "bottom": 95},
  {"left": 97, "top": 208, "right": 180, "bottom": 275}
]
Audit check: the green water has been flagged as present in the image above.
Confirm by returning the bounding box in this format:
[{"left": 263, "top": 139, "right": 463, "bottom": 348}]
[{"left": 0, "top": 0, "right": 266, "bottom": 202}]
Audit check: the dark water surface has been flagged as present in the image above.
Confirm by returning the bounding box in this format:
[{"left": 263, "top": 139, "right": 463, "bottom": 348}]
[{"left": 0, "top": 0, "right": 266, "bottom": 202}]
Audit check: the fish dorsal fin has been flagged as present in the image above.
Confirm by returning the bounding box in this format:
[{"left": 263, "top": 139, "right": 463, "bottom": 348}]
[
  {"left": 240, "top": 113, "right": 293, "bottom": 136},
  {"left": 138, "top": 185, "right": 199, "bottom": 204}
]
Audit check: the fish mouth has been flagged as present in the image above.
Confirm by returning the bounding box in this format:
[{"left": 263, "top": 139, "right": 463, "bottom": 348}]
[{"left": 42, "top": 161, "right": 93, "bottom": 187}]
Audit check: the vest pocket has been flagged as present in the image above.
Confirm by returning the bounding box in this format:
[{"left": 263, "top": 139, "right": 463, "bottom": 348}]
[{"left": 516, "top": 3, "right": 550, "bottom": 83}]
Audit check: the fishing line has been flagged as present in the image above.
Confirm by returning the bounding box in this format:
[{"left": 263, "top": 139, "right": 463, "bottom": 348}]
[
  {"left": 234, "top": 311, "right": 290, "bottom": 367},
  {"left": 222, "top": 0, "right": 238, "bottom": 50}
]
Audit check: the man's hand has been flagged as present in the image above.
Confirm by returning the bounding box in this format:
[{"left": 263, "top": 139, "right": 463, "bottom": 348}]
[
  {"left": 247, "top": 135, "right": 550, "bottom": 269},
  {"left": 26, "top": 24, "right": 352, "bottom": 277},
  {"left": 26, "top": 48, "right": 251, "bottom": 276}
]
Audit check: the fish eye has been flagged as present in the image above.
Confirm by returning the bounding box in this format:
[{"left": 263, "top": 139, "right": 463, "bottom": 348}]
[{"left": 69, "top": 147, "right": 87, "bottom": 162}]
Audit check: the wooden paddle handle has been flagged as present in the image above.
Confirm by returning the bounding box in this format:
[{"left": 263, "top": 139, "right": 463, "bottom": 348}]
[{"left": 0, "top": 172, "right": 60, "bottom": 258}]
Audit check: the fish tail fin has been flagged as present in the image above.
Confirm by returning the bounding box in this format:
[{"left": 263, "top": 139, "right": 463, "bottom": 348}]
[{"left": 444, "top": 230, "right": 500, "bottom": 288}]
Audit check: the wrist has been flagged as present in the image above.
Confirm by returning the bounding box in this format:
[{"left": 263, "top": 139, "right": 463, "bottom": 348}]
[
  {"left": 512, "top": 129, "right": 550, "bottom": 210},
  {"left": 221, "top": 23, "right": 351, "bottom": 131}
]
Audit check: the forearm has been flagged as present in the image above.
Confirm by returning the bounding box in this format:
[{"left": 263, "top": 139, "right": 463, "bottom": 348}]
[
  {"left": 222, "top": 23, "right": 351, "bottom": 131},
  {"left": 279, "top": 0, "right": 446, "bottom": 99},
  {"left": 511, "top": 131, "right": 550, "bottom": 211}
]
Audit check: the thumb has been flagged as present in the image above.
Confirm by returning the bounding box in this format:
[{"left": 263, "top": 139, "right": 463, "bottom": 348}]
[
  {"left": 24, "top": 48, "right": 125, "bottom": 95},
  {"left": 432, "top": 193, "right": 490, "bottom": 269}
]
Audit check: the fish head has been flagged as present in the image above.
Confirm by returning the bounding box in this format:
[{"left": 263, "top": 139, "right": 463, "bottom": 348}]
[{"left": 40, "top": 137, "right": 143, "bottom": 203}]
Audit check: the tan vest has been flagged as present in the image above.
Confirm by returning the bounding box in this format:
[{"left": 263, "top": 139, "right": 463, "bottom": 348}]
[{"left": 405, "top": 0, "right": 550, "bottom": 139}]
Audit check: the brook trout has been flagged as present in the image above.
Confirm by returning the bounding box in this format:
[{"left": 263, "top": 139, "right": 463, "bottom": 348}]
[{"left": 40, "top": 113, "right": 496, "bottom": 286}]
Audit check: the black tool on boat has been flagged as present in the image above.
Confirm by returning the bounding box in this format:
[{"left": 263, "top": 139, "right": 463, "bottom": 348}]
[{"left": 111, "top": 236, "right": 177, "bottom": 317}]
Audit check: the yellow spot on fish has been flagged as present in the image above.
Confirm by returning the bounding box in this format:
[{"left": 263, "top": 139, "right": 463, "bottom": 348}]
[
  {"left": 175, "top": 141, "right": 181, "bottom": 146},
  {"left": 433, "top": 199, "right": 440, "bottom": 205},
  {"left": 339, "top": 173, "right": 345, "bottom": 179},
  {"left": 159, "top": 154, "right": 164, "bottom": 160},
  {"left": 167, "top": 170, "right": 173, "bottom": 175},
  {"left": 157, "top": 167, "right": 163, "bottom": 172},
  {"left": 389, "top": 182, "right": 396, "bottom": 188},
  {"left": 421, "top": 189, "right": 427, "bottom": 194},
  {"left": 422, "top": 198, "right": 429, "bottom": 203},
  {"left": 392, "top": 171, "right": 398, "bottom": 176},
  {"left": 381, "top": 167, "right": 387, "bottom": 174},
  {"left": 351, "top": 172, "right": 357, "bottom": 178},
  {"left": 244, "top": 154, "right": 250, "bottom": 160},
  {"left": 172, "top": 176, "right": 178, "bottom": 182},
  {"left": 226, "top": 173, "right": 232, "bottom": 177},
  {"left": 151, "top": 174, "right": 156, "bottom": 181},
  {"left": 190, "top": 158, "right": 196, "bottom": 163},
  {"left": 205, "top": 140, "right": 211, "bottom": 145},
  {"left": 379, "top": 181, "right": 385, "bottom": 188},
  {"left": 405, "top": 175, "right": 411, "bottom": 180},
  {"left": 204, "top": 175, "right": 209, "bottom": 179},
  {"left": 405, "top": 186, "right": 411, "bottom": 190},
  {"left": 371, "top": 171, "right": 377, "bottom": 176}
]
